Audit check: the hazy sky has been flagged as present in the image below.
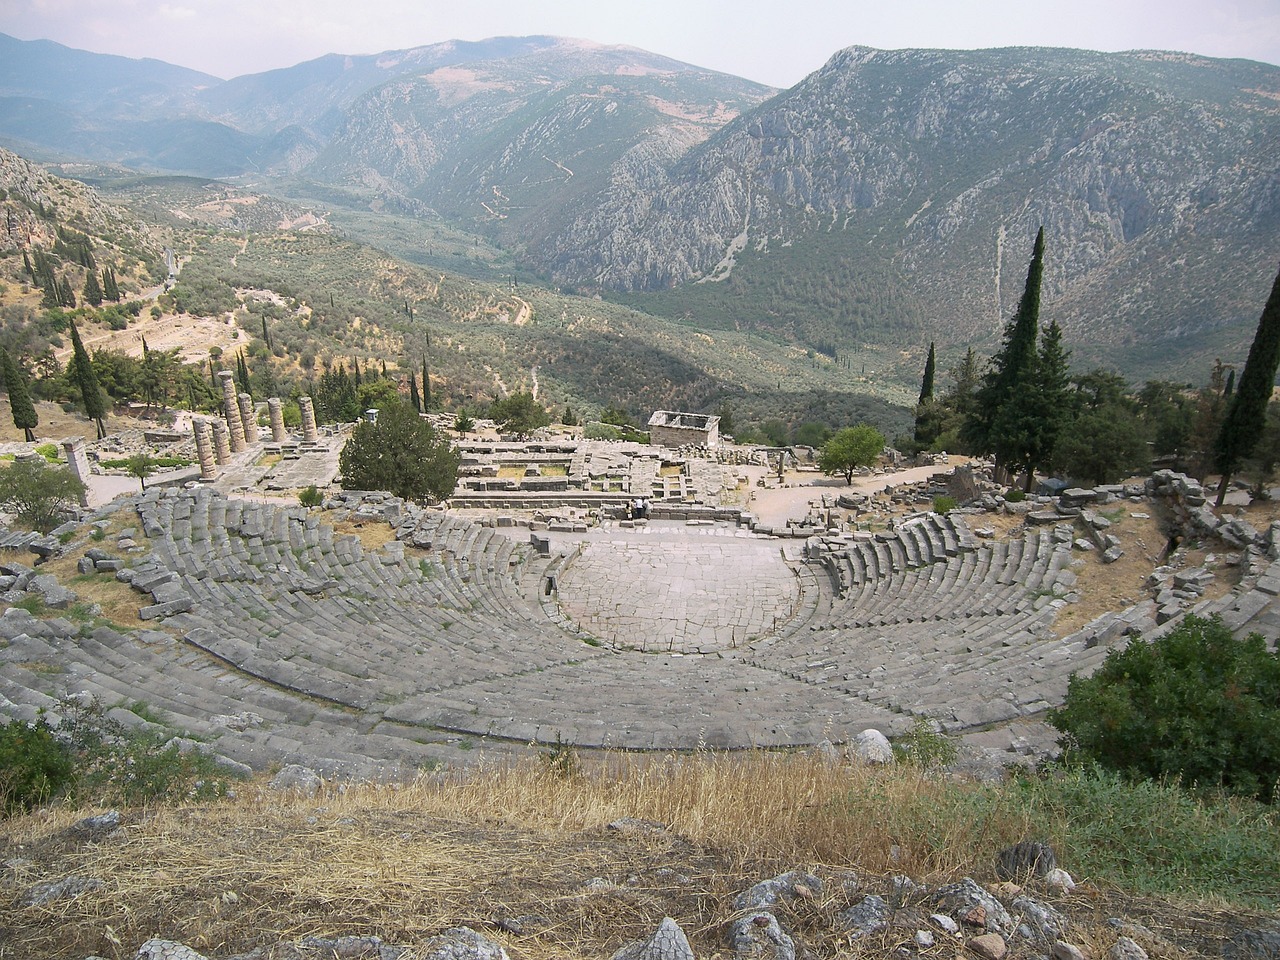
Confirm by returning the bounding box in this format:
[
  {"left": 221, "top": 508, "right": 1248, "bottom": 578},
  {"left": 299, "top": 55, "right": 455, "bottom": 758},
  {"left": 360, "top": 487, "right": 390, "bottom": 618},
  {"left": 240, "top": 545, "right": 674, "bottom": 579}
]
[{"left": 3, "top": 0, "right": 1278, "bottom": 87}]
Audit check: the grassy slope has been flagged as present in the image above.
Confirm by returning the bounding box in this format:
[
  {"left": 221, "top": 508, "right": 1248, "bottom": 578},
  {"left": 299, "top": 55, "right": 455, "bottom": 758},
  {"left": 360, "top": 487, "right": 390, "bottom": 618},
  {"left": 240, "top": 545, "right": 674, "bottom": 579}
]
[{"left": 1, "top": 755, "right": 1275, "bottom": 958}]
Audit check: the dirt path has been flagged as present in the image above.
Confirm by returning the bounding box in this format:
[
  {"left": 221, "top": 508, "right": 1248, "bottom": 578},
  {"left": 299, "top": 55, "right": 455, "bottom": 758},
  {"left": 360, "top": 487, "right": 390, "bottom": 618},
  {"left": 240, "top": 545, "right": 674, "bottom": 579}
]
[{"left": 746, "top": 461, "right": 957, "bottom": 528}]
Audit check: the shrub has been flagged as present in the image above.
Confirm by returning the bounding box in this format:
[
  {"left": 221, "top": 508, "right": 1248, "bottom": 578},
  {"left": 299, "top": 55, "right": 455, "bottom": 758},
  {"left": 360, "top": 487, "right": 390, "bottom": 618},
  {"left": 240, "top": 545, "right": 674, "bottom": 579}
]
[
  {"left": 892, "top": 716, "right": 959, "bottom": 769},
  {"left": 1003, "top": 488, "right": 1026, "bottom": 502},
  {"left": 0, "top": 458, "right": 87, "bottom": 532},
  {"left": 298, "top": 484, "right": 323, "bottom": 508},
  {"left": 0, "top": 719, "right": 74, "bottom": 815},
  {"left": 932, "top": 495, "right": 958, "bottom": 515},
  {"left": 1049, "top": 615, "right": 1280, "bottom": 802}
]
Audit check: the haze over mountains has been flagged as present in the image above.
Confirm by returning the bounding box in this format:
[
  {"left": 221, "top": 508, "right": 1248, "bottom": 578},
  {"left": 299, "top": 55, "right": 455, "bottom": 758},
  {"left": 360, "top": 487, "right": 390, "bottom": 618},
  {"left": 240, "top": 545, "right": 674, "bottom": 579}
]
[{"left": 1, "top": 31, "right": 1277, "bottom": 383}]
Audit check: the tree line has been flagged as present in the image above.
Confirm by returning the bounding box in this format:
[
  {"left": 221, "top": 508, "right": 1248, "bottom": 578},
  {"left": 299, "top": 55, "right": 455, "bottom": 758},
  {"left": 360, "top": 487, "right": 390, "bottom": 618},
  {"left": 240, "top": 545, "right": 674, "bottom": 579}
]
[{"left": 908, "top": 232, "right": 1280, "bottom": 494}]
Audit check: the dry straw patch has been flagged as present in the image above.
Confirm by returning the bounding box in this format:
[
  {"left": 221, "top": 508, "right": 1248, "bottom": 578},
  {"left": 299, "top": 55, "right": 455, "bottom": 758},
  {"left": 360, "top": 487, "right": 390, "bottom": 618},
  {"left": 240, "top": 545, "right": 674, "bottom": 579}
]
[{"left": 1, "top": 754, "right": 1047, "bottom": 960}]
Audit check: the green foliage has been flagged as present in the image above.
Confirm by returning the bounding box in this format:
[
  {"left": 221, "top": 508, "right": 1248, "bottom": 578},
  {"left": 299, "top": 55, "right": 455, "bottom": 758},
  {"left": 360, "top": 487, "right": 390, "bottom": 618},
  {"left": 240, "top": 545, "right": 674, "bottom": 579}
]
[
  {"left": 339, "top": 399, "right": 460, "bottom": 504},
  {"left": 1051, "top": 403, "right": 1149, "bottom": 485},
  {"left": 818, "top": 424, "right": 885, "bottom": 484},
  {"left": 298, "top": 484, "right": 323, "bottom": 508},
  {"left": 453, "top": 409, "right": 475, "bottom": 434},
  {"left": 0, "top": 458, "right": 86, "bottom": 532},
  {"left": 891, "top": 717, "right": 958, "bottom": 769},
  {"left": 490, "top": 391, "right": 551, "bottom": 437},
  {"left": 1215, "top": 264, "right": 1280, "bottom": 498},
  {"left": 67, "top": 319, "right": 107, "bottom": 438},
  {"left": 967, "top": 229, "right": 1045, "bottom": 470},
  {"left": 932, "top": 495, "right": 958, "bottom": 515},
  {"left": 1012, "top": 765, "right": 1280, "bottom": 908},
  {"left": 98, "top": 456, "right": 192, "bottom": 469},
  {"left": 54, "top": 696, "right": 240, "bottom": 805},
  {"left": 0, "top": 719, "right": 73, "bottom": 815},
  {"left": 1002, "top": 487, "right": 1026, "bottom": 503},
  {"left": 1050, "top": 615, "right": 1280, "bottom": 803},
  {"left": 125, "top": 453, "right": 155, "bottom": 490},
  {"left": 33, "top": 443, "right": 58, "bottom": 462},
  {"left": 1, "top": 347, "right": 39, "bottom": 442},
  {"left": 538, "top": 732, "right": 582, "bottom": 779}
]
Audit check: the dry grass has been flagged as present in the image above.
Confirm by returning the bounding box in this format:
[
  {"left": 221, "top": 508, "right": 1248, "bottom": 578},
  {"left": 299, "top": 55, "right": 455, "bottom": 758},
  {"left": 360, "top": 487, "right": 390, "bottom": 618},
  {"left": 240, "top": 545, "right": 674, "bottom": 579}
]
[
  {"left": 320, "top": 512, "right": 399, "bottom": 552},
  {"left": 0, "top": 754, "right": 1041, "bottom": 960},
  {"left": 31, "top": 512, "right": 159, "bottom": 633},
  {"left": 1, "top": 754, "right": 1268, "bottom": 959}
]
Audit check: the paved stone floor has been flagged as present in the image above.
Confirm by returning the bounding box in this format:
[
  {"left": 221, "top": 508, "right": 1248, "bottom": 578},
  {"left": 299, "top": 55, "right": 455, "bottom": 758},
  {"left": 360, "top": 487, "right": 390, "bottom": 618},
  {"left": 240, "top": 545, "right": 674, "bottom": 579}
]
[{"left": 554, "top": 523, "right": 801, "bottom": 652}]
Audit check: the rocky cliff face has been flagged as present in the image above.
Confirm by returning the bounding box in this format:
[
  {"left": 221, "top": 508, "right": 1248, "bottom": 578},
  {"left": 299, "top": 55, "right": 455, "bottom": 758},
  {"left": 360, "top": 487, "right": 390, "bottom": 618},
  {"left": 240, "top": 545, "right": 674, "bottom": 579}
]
[{"left": 533, "top": 47, "right": 1280, "bottom": 371}]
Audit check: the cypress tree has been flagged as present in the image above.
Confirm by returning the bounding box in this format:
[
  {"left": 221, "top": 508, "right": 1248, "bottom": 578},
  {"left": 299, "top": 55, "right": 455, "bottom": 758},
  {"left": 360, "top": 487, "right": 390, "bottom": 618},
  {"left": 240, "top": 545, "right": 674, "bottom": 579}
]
[
  {"left": 102, "top": 266, "right": 120, "bottom": 302},
  {"left": 1214, "top": 263, "right": 1280, "bottom": 506},
  {"left": 68, "top": 319, "right": 107, "bottom": 438},
  {"left": 917, "top": 341, "right": 936, "bottom": 406},
  {"left": 236, "top": 350, "right": 251, "bottom": 395},
  {"left": 21, "top": 249, "right": 33, "bottom": 282},
  {"left": 1224, "top": 369, "right": 1236, "bottom": 398},
  {"left": 1, "top": 348, "right": 39, "bottom": 442},
  {"left": 409, "top": 373, "right": 421, "bottom": 413},
  {"left": 421, "top": 355, "right": 431, "bottom": 412},
  {"left": 82, "top": 268, "right": 103, "bottom": 307},
  {"left": 965, "top": 228, "right": 1045, "bottom": 477},
  {"left": 913, "top": 341, "right": 938, "bottom": 447},
  {"left": 352, "top": 357, "right": 362, "bottom": 390},
  {"left": 59, "top": 275, "right": 76, "bottom": 308},
  {"left": 261, "top": 316, "right": 271, "bottom": 349}
]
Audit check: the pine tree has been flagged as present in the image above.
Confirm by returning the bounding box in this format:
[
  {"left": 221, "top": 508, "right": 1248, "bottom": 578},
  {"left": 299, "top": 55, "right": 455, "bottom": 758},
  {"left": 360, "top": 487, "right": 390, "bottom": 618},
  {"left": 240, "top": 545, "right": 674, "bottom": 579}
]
[
  {"left": 68, "top": 319, "right": 107, "bottom": 439},
  {"left": 82, "top": 268, "right": 103, "bottom": 307},
  {"left": 1022, "top": 319, "right": 1072, "bottom": 490},
  {"left": 1214, "top": 263, "right": 1280, "bottom": 506},
  {"left": 1, "top": 348, "right": 39, "bottom": 442}
]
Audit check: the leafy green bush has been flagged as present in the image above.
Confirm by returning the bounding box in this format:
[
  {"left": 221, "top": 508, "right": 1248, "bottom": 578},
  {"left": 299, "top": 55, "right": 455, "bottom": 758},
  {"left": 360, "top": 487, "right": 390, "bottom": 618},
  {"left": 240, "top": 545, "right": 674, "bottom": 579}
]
[
  {"left": 34, "top": 443, "right": 59, "bottom": 462},
  {"left": 892, "top": 716, "right": 958, "bottom": 769},
  {"left": 1050, "top": 615, "right": 1280, "bottom": 802},
  {"left": 0, "top": 458, "right": 87, "bottom": 532},
  {"left": 298, "top": 484, "right": 323, "bottom": 508},
  {"left": 932, "top": 495, "right": 958, "bottom": 515},
  {"left": 0, "top": 719, "right": 74, "bottom": 815},
  {"left": 1003, "top": 487, "right": 1026, "bottom": 502},
  {"left": 54, "top": 696, "right": 241, "bottom": 805}
]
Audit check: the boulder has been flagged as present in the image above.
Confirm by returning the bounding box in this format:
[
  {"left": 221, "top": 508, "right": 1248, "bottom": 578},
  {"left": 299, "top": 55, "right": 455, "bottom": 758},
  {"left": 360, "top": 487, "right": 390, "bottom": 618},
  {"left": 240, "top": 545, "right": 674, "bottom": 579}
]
[
  {"left": 734, "top": 869, "right": 822, "bottom": 911},
  {"left": 849, "top": 728, "right": 894, "bottom": 764},
  {"left": 269, "top": 764, "right": 323, "bottom": 797},
  {"left": 727, "top": 912, "right": 794, "bottom": 960},
  {"left": 612, "top": 917, "right": 695, "bottom": 960},
  {"left": 417, "top": 926, "right": 509, "bottom": 960}
]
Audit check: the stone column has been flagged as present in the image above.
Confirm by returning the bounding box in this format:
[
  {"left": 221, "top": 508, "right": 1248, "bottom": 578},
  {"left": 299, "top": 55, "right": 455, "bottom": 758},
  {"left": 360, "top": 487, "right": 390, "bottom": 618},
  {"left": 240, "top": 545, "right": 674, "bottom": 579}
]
[
  {"left": 267, "top": 397, "right": 287, "bottom": 442},
  {"left": 237, "top": 394, "right": 257, "bottom": 445},
  {"left": 299, "top": 395, "right": 319, "bottom": 443},
  {"left": 192, "top": 420, "right": 216, "bottom": 480},
  {"left": 211, "top": 419, "right": 232, "bottom": 465},
  {"left": 218, "top": 370, "right": 246, "bottom": 452},
  {"left": 60, "top": 438, "right": 91, "bottom": 507}
]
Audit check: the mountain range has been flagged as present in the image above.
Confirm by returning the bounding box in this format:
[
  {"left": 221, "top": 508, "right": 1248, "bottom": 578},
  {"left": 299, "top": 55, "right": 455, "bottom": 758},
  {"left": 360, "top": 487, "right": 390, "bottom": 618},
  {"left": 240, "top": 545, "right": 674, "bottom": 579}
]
[{"left": 1, "top": 32, "right": 1278, "bottom": 384}]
